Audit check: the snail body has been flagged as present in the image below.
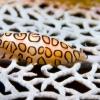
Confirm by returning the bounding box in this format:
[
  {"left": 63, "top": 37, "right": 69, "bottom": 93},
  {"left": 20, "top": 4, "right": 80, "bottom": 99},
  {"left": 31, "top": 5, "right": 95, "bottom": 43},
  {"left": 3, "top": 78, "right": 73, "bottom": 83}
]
[{"left": 0, "top": 32, "right": 87, "bottom": 67}]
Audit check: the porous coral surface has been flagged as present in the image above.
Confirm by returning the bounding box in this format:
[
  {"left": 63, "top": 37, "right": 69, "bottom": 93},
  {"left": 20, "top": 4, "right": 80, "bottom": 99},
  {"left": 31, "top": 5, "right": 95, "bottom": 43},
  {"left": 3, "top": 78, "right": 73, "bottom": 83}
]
[{"left": 0, "top": 1, "right": 100, "bottom": 100}]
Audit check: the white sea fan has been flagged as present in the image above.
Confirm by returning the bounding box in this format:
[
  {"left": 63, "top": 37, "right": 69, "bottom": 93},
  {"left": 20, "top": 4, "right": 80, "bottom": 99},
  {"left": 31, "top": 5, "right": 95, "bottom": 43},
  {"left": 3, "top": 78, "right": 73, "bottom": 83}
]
[{"left": 0, "top": 1, "right": 100, "bottom": 100}]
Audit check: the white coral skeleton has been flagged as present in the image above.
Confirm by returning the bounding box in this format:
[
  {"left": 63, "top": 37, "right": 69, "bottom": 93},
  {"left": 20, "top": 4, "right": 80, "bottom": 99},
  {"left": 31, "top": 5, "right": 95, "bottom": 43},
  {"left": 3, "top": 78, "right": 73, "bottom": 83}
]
[{"left": 0, "top": 0, "right": 100, "bottom": 100}]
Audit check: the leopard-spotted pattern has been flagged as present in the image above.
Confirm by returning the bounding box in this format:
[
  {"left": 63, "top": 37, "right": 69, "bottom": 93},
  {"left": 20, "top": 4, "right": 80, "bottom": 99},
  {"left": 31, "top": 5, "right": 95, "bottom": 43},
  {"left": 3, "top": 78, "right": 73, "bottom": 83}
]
[{"left": 0, "top": 32, "right": 87, "bottom": 67}]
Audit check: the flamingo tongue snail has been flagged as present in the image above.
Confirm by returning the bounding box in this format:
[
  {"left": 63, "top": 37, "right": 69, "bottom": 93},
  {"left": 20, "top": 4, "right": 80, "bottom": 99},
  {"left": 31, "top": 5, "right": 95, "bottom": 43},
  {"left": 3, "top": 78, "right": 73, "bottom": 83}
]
[{"left": 0, "top": 32, "right": 98, "bottom": 67}]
